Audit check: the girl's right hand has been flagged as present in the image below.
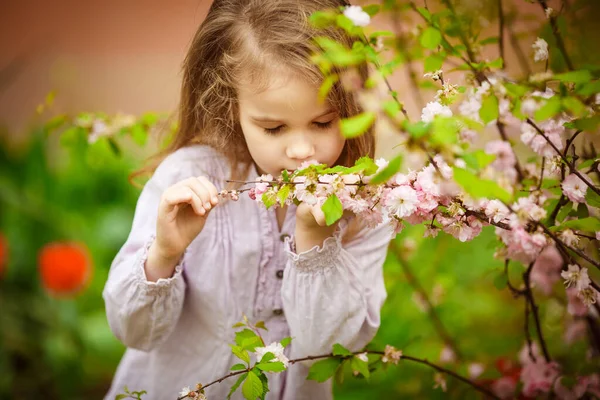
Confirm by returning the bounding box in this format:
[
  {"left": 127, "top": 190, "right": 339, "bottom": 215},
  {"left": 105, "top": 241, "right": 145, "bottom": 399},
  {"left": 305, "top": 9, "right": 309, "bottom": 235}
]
[{"left": 151, "top": 176, "right": 219, "bottom": 265}]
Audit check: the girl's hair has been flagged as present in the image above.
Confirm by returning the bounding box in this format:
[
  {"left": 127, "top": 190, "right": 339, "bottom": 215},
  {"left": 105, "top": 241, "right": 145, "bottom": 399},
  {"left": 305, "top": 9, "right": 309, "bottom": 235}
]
[{"left": 132, "top": 0, "right": 375, "bottom": 183}]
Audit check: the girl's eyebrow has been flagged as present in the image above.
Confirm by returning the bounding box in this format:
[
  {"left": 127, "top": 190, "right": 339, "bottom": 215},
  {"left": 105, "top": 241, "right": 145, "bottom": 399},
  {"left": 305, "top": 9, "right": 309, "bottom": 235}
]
[{"left": 251, "top": 108, "right": 336, "bottom": 123}]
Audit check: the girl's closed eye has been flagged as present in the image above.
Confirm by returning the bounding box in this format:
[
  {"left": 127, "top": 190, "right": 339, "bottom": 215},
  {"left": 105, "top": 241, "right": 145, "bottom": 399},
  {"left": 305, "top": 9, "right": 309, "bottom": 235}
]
[{"left": 263, "top": 120, "right": 335, "bottom": 135}]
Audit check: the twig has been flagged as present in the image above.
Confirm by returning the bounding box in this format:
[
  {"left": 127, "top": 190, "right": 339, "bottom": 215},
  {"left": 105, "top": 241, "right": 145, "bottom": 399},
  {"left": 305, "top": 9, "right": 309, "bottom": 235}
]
[
  {"left": 505, "top": 259, "right": 526, "bottom": 297},
  {"left": 523, "top": 262, "right": 552, "bottom": 362},
  {"left": 389, "top": 242, "right": 463, "bottom": 360},
  {"left": 524, "top": 297, "right": 537, "bottom": 363},
  {"left": 526, "top": 118, "right": 600, "bottom": 197},
  {"left": 539, "top": 0, "right": 575, "bottom": 70},
  {"left": 181, "top": 350, "right": 501, "bottom": 400},
  {"left": 497, "top": 0, "right": 506, "bottom": 68}
]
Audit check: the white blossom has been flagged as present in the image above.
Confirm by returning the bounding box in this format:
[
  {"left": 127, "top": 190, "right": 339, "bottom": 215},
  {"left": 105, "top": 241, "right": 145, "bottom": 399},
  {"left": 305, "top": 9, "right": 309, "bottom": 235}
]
[
  {"left": 255, "top": 342, "right": 289, "bottom": 368},
  {"left": 343, "top": 5, "right": 370, "bottom": 27},
  {"left": 561, "top": 264, "right": 591, "bottom": 292},
  {"left": 533, "top": 38, "right": 549, "bottom": 62},
  {"left": 421, "top": 101, "right": 453, "bottom": 123}
]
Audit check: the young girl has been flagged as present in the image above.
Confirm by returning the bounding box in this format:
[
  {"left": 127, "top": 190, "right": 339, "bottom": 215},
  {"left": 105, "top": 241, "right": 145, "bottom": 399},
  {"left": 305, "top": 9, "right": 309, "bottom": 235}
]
[{"left": 103, "top": 0, "right": 393, "bottom": 399}]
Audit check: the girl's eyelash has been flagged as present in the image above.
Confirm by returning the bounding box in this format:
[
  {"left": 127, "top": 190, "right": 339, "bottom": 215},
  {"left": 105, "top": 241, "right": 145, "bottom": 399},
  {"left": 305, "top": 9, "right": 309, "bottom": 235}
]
[{"left": 263, "top": 121, "right": 333, "bottom": 135}]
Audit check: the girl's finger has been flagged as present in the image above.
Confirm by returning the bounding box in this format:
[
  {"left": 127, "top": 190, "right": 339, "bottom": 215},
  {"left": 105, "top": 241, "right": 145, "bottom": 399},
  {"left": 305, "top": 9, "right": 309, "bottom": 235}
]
[
  {"left": 310, "top": 204, "right": 327, "bottom": 227},
  {"left": 197, "top": 176, "right": 219, "bottom": 205},
  {"left": 164, "top": 186, "right": 206, "bottom": 216},
  {"left": 184, "top": 178, "right": 212, "bottom": 210}
]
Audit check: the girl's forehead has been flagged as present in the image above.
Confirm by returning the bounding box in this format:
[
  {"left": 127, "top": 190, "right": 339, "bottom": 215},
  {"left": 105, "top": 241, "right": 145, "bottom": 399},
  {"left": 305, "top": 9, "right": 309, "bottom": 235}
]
[{"left": 238, "top": 68, "right": 327, "bottom": 111}]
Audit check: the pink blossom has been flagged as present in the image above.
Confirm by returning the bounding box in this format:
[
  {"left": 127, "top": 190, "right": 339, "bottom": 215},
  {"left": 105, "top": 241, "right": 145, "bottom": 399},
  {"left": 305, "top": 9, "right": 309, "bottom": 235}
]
[
  {"left": 530, "top": 132, "right": 563, "bottom": 157},
  {"left": 358, "top": 208, "right": 384, "bottom": 228},
  {"left": 298, "top": 160, "right": 320, "bottom": 170},
  {"left": 520, "top": 360, "right": 561, "bottom": 397},
  {"left": 566, "top": 288, "right": 589, "bottom": 317},
  {"left": 520, "top": 123, "right": 537, "bottom": 146},
  {"left": 439, "top": 346, "right": 456, "bottom": 363},
  {"left": 421, "top": 101, "right": 453, "bottom": 123},
  {"left": 415, "top": 165, "right": 441, "bottom": 197},
  {"left": 384, "top": 186, "right": 419, "bottom": 218},
  {"left": 485, "top": 140, "right": 516, "bottom": 170},
  {"left": 443, "top": 217, "right": 481, "bottom": 242},
  {"left": 561, "top": 264, "right": 591, "bottom": 292},
  {"left": 485, "top": 200, "right": 509, "bottom": 223},
  {"left": 492, "top": 376, "right": 517, "bottom": 399},
  {"left": 554, "top": 374, "right": 600, "bottom": 400},
  {"left": 255, "top": 174, "right": 273, "bottom": 196},
  {"left": 562, "top": 174, "right": 588, "bottom": 204},
  {"left": 499, "top": 227, "right": 547, "bottom": 264},
  {"left": 530, "top": 246, "right": 563, "bottom": 295}
]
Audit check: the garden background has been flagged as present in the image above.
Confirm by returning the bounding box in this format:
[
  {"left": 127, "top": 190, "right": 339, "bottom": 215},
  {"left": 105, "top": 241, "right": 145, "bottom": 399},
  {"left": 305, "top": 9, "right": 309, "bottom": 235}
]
[{"left": 1, "top": 0, "right": 599, "bottom": 399}]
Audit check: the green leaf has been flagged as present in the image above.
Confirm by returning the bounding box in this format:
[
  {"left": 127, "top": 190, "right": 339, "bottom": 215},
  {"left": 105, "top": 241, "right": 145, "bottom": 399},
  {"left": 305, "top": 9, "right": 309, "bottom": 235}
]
[
  {"left": 479, "top": 94, "right": 499, "bottom": 124},
  {"left": 259, "top": 352, "right": 276, "bottom": 363},
  {"left": 452, "top": 167, "right": 511, "bottom": 203},
  {"left": 307, "top": 358, "right": 342, "bottom": 382},
  {"left": 382, "top": 100, "right": 401, "bottom": 119},
  {"left": 332, "top": 343, "right": 353, "bottom": 356},
  {"left": 561, "top": 97, "right": 586, "bottom": 117},
  {"left": 277, "top": 185, "right": 291, "bottom": 207},
  {"left": 228, "top": 373, "right": 248, "bottom": 399},
  {"left": 556, "top": 202, "right": 573, "bottom": 222},
  {"left": 350, "top": 356, "right": 370, "bottom": 378},
  {"left": 236, "top": 329, "right": 263, "bottom": 352},
  {"left": 493, "top": 272, "right": 508, "bottom": 290},
  {"left": 130, "top": 124, "right": 148, "bottom": 146},
  {"left": 232, "top": 322, "right": 246, "bottom": 328},
  {"left": 321, "top": 194, "right": 344, "bottom": 226},
  {"left": 340, "top": 112, "right": 376, "bottom": 138},
  {"left": 370, "top": 155, "right": 402, "bottom": 184},
  {"left": 255, "top": 321, "right": 267, "bottom": 331},
  {"left": 424, "top": 54, "right": 444, "bottom": 72},
  {"left": 230, "top": 345, "right": 251, "bottom": 364},
  {"left": 362, "top": 4, "right": 380, "bottom": 16},
  {"left": 431, "top": 117, "right": 459, "bottom": 145},
  {"left": 420, "top": 27, "right": 442, "bottom": 49},
  {"left": 402, "top": 120, "right": 431, "bottom": 138},
  {"left": 557, "top": 217, "right": 600, "bottom": 232},
  {"left": 256, "top": 361, "right": 286, "bottom": 372},
  {"left": 242, "top": 370, "right": 264, "bottom": 400},
  {"left": 570, "top": 115, "right": 600, "bottom": 132},
  {"left": 231, "top": 363, "right": 247, "bottom": 371},
  {"left": 479, "top": 36, "right": 499, "bottom": 45},
  {"left": 461, "top": 150, "right": 496, "bottom": 170},
  {"left": 585, "top": 189, "right": 600, "bottom": 208},
  {"left": 309, "top": 10, "right": 337, "bottom": 28},
  {"left": 534, "top": 96, "right": 562, "bottom": 121},
  {"left": 416, "top": 7, "right": 431, "bottom": 21},
  {"left": 318, "top": 74, "right": 338, "bottom": 102},
  {"left": 486, "top": 57, "right": 504, "bottom": 69},
  {"left": 261, "top": 191, "right": 277, "bottom": 209},
  {"left": 115, "top": 395, "right": 128, "bottom": 400},
  {"left": 554, "top": 70, "right": 593, "bottom": 84},
  {"left": 280, "top": 337, "right": 292, "bottom": 348}
]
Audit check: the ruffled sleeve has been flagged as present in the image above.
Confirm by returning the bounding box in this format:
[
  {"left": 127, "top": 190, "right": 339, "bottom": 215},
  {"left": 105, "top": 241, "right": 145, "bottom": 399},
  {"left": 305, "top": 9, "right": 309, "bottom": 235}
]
[
  {"left": 281, "top": 219, "right": 393, "bottom": 361},
  {"left": 102, "top": 174, "right": 187, "bottom": 352}
]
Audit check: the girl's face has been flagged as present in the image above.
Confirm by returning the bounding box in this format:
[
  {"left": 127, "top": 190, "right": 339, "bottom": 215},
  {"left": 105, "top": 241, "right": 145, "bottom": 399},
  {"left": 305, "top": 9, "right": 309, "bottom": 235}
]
[{"left": 237, "top": 69, "right": 346, "bottom": 177}]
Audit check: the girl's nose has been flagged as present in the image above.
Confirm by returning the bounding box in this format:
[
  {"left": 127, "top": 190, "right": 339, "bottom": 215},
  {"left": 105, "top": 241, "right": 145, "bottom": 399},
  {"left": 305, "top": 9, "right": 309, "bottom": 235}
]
[{"left": 286, "top": 136, "right": 315, "bottom": 161}]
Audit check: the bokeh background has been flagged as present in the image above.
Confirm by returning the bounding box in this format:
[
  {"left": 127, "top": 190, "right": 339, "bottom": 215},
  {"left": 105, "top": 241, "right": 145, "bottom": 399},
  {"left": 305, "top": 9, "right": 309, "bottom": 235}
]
[{"left": 1, "top": 0, "right": 598, "bottom": 399}]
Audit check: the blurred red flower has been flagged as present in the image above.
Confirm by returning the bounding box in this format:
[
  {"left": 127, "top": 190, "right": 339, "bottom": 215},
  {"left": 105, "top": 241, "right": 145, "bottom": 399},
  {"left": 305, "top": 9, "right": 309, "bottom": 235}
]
[
  {"left": 0, "top": 233, "right": 7, "bottom": 277},
  {"left": 38, "top": 242, "right": 92, "bottom": 296}
]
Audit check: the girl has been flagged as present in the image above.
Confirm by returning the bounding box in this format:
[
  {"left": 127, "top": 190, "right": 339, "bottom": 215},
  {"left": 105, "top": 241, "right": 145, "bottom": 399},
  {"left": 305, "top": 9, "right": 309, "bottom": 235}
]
[{"left": 103, "top": 0, "right": 393, "bottom": 399}]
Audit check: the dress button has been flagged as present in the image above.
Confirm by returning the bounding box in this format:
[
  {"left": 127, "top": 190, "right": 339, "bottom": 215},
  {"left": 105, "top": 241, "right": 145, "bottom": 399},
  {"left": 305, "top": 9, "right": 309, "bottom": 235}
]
[
  {"left": 273, "top": 308, "right": 284, "bottom": 316},
  {"left": 276, "top": 270, "right": 284, "bottom": 279},
  {"left": 279, "top": 233, "right": 290, "bottom": 242}
]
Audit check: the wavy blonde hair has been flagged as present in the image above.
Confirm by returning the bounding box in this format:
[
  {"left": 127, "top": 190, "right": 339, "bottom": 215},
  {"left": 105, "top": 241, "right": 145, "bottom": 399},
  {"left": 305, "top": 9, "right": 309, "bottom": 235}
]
[{"left": 132, "top": 0, "right": 374, "bottom": 183}]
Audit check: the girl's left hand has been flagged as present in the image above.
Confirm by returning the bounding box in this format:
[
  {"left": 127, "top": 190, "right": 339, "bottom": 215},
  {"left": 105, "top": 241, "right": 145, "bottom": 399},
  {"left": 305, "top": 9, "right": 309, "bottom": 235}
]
[{"left": 294, "top": 203, "right": 338, "bottom": 252}]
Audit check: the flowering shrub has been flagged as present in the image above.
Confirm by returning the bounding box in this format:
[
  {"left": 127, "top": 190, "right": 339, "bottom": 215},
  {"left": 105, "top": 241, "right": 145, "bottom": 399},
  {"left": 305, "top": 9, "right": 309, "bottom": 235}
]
[
  {"left": 41, "top": 0, "right": 600, "bottom": 399},
  {"left": 38, "top": 242, "right": 92, "bottom": 296}
]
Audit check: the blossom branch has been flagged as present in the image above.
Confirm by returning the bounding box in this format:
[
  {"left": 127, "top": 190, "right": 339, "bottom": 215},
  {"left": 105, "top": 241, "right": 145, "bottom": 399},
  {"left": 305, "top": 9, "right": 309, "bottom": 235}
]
[
  {"left": 180, "top": 349, "right": 501, "bottom": 400},
  {"left": 526, "top": 118, "right": 600, "bottom": 197},
  {"left": 537, "top": 222, "right": 600, "bottom": 273},
  {"left": 389, "top": 241, "right": 463, "bottom": 360},
  {"left": 539, "top": 0, "right": 575, "bottom": 70},
  {"left": 524, "top": 297, "right": 538, "bottom": 363}
]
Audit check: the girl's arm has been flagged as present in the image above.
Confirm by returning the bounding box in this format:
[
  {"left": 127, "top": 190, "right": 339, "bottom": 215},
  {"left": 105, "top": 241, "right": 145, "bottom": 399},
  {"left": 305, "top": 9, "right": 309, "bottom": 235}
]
[
  {"left": 102, "top": 162, "right": 190, "bottom": 352},
  {"left": 281, "top": 219, "right": 392, "bottom": 361}
]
